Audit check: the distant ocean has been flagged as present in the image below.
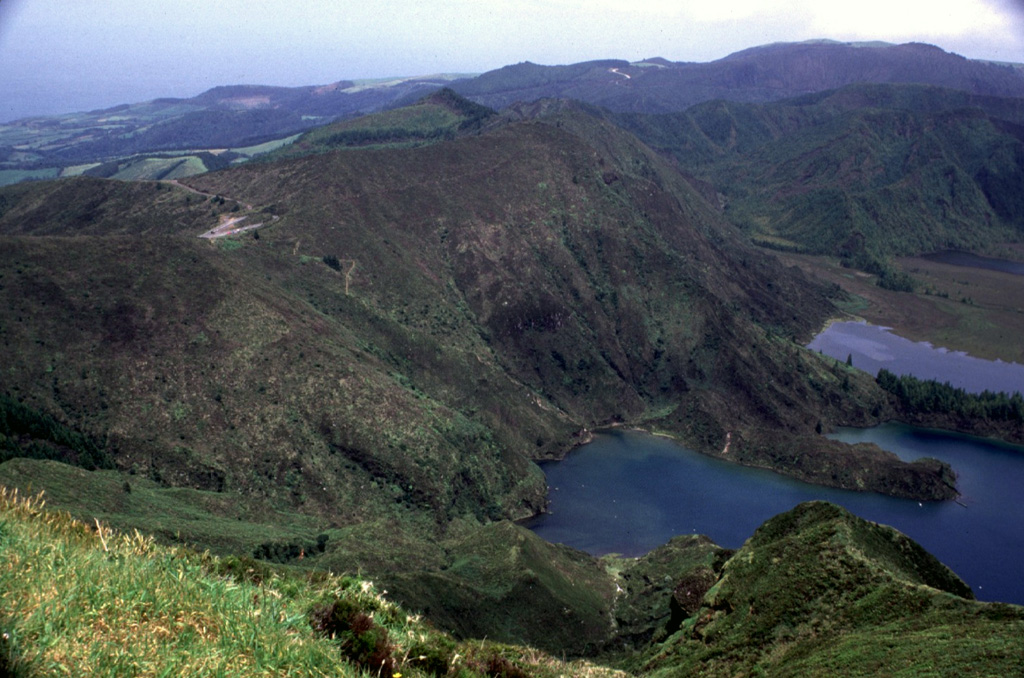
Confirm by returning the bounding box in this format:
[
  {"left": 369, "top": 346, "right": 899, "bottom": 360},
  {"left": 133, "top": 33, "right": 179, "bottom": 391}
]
[{"left": 0, "top": 75, "right": 200, "bottom": 123}]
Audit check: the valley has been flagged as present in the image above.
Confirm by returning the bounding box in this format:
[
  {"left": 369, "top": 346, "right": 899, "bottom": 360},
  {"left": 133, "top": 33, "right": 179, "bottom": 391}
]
[{"left": 2, "top": 39, "right": 1024, "bottom": 677}]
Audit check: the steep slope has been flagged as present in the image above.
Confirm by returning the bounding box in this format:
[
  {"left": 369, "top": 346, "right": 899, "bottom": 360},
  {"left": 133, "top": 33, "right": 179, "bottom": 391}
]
[
  {"left": 185, "top": 106, "right": 958, "bottom": 495},
  {"left": 615, "top": 83, "right": 1024, "bottom": 262},
  {"left": 0, "top": 488, "right": 627, "bottom": 678},
  {"left": 0, "top": 106, "right": 959, "bottom": 526},
  {"left": 637, "top": 502, "right": 1024, "bottom": 677},
  {"left": 0, "top": 105, "right": 966, "bottom": 649}
]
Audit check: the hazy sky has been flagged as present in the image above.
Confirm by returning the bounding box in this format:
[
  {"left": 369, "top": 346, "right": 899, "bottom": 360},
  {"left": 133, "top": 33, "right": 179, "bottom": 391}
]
[{"left": 2, "top": 0, "right": 1024, "bottom": 122}]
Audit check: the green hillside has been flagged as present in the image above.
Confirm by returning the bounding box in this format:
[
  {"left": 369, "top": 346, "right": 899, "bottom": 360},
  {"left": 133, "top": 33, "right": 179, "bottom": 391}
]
[
  {"left": 0, "top": 100, "right": 987, "bottom": 655},
  {"left": 4, "top": 489, "right": 1021, "bottom": 676},
  {"left": 0, "top": 487, "right": 625, "bottom": 677},
  {"left": 615, "top": 83, "right": 1024, "bottom": 267},
  {"left": 265, "top": 89, "right": 497, "bottom": 160},
  {"left": 636, "top": 502, "right": 1024, "bottom": 677}
]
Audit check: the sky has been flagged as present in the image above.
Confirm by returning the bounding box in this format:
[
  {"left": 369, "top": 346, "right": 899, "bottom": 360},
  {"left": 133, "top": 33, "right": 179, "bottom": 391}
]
[{"left": 1, "top": 0, "right": 1023, "bottom": 122}]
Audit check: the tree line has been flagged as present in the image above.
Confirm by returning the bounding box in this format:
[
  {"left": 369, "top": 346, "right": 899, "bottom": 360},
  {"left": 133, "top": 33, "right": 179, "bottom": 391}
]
[
  {"left": 876, "top": 368, "right": 1024, "bottom": 423},
  {"left": 0, "top": 394, "right": 113, "bottom": 469}
]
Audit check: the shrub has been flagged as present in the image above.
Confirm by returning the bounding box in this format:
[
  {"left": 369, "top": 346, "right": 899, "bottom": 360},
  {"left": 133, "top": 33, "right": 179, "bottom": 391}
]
[
  {"left": 309, "top": 599, "right": 395, "bottom": 677},
  {"left": 0, "top": 395, "right": 113, "bottom": 470},
  {"left": 251, "top": 534, "right": 328, "bottom": 563}
]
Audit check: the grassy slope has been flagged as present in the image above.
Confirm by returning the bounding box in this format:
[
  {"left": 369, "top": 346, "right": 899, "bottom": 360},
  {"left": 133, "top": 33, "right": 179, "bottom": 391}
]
[
  {"left": 5, "top": 488, "right": 1019, "bottom": 677},
  {"left": 0, "top": 456, "right": 730, "bottom": 658},
  {"left": 0, "top": 487, "right": 626, "bottom": 678},
  {"left": 635, "top": 502, "right": 1024, "bottom": 677},
  {"left": 0, "top": 459, "right": 327, "bottom": 557},
  {"left": 265, "top": 89, "right": 494, "bottom": 161}
]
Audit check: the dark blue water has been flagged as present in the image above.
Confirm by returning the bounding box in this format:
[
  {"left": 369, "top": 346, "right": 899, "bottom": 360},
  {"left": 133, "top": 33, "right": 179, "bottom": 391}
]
[
  {"left": 807, "top": 321, "right": 1024, "bottom": 396},
  {"left": 529, "top": 255, "right": 1024, "bottom": 604},
  {"left": 526, "top": 427, "right": 1024, "bottom": 604},
  {"left": 922, "top": 251, "right": 1024, "bottom": 276}
]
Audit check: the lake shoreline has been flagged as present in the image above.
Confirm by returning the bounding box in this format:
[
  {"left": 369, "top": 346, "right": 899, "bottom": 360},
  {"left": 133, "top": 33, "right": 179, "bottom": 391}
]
[
  {"left": 529, "top": 426, "right": 1024, "bottom": 605},
  {"left": 770, "top": 248, "right": 1024, "bottom": 364}
]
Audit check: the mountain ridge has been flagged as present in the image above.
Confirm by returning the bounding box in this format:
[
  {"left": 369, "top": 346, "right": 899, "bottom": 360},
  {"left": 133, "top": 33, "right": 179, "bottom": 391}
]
[
  {"left": 4, "top": 40, "right": 1023, "bottom": 185},
  {"left": 611, "top": 82, "right": 1024, "bottom": 263},
  {"left": 451, "top": 41, "right": 1024, "bottom": 113}
]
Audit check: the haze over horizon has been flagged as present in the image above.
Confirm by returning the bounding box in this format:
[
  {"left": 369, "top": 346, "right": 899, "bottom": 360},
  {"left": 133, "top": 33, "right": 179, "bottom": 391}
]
[{"left": 1, "top": 0, "right": 1023, "bottom": 123}]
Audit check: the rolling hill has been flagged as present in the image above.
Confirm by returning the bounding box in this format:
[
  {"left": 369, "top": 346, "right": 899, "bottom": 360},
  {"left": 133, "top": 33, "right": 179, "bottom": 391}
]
[{"left": 0, "top": 75, "right": 469, "bottom": 185}]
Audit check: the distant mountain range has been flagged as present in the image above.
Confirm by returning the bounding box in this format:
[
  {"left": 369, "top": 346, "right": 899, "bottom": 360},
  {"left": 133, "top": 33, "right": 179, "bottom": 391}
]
[
  {"left": 3, "top": 40, "right": 1023, "bottom": 185},
  {"left": 453, "top": 41, "right": 1024, "bottom": 112}
]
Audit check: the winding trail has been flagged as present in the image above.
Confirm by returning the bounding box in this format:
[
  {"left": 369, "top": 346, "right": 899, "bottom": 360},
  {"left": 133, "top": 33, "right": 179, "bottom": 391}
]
[
  {"left": 162, "top": 178, "right": 278, "bottom": 239},
  {"left": 343, "top": 259, "right": 356, "bottom": 295},
  {"left": 198, "top": 215, "right": 265, "bottom": 239},
  {"left": 162, "top": 179, "right": 253, "bottom": 211}
]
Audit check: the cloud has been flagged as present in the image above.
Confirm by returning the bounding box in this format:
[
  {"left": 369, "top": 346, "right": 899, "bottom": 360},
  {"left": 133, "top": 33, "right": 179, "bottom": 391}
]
[
  {"left": 804, "top": 0, "right": 1007, "bottom": 38},
  {"left": 985, "top": 0, "right": 1024, "bottom": 19}
]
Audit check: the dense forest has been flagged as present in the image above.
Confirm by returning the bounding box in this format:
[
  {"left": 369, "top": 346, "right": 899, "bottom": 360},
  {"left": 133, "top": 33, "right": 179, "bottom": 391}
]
[{"left": 877, "top": 368, "right": 1024, "bottom": 423}]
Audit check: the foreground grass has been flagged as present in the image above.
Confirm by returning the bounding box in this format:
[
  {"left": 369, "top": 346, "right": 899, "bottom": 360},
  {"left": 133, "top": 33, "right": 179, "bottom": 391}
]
[
  {"left": 0, "top": 487, "right": 625, "bottom": 678},
  {"left": 0, "top": 488, "right": 357, "bottom": 677}
]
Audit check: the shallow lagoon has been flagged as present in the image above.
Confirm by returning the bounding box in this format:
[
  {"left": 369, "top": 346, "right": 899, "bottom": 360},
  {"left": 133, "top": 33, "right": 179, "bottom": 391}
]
[{"left": 807, "top": 321, "right": 1024, "bottom": 395}]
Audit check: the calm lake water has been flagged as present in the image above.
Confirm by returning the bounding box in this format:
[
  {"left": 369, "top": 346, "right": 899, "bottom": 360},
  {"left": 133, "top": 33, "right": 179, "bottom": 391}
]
[
  {"left": 807, "top": 321, "right": 1024, "bottom": 396},
  {"left": 922, "top": 250, "right": 1024, "bottom": 276},
  {"left": 528, "top": 255, "right": 1024, "bottom": 606},
  {"left": 525, "top": 427, "right": 1024, "bottom": 604},
  {"left": 529, "top": 254, "right": 1024, "bottom": 604}
]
